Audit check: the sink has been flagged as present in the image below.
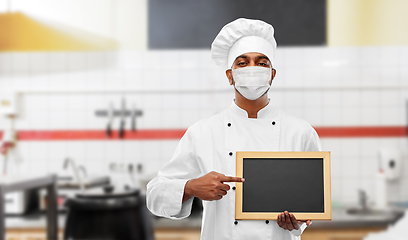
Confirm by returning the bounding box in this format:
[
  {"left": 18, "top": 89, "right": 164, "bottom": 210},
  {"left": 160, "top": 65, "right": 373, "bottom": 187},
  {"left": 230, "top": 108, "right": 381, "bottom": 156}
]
[
  {"left": 306, "top": 207, "right": 406, "bottom": 229},
  {"left": 340, "top": 207, "right": 405, "bottom": 224},
  {"left": 346, "top": 208, "right": 397, "bottom": 216},
  {"left": 37, "top": 175, "right": 111, "bottom": 211},
  {"left": 57, "top": 175, "right": 110, "bottom": 189}
]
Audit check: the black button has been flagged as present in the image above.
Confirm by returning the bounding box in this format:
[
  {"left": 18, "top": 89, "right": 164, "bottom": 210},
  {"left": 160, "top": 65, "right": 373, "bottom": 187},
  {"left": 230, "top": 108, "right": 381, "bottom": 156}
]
[
  {"left": 272, "top": 121, "right": 276, "bottom": 125},
  {"left": 227, "top": 123, "right": 231, "bottom": 127},
  {"left": 265, "top": 220, "right": 269, "bottom": 224},
  {"left": 229, "top": 152, "right": 233, "bottom": 156},
  {"left": 232, "top": 186, "right": 236, "bottom": 190},
  {"left": 234, "top": 220, "right": 238, "bottom": 225}
]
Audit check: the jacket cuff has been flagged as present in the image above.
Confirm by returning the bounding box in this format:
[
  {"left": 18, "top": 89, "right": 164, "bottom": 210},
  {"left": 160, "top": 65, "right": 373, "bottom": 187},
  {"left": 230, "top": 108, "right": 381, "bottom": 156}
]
[
  {"left": 290, "top": 222, "right": 308, "bottom": 237},
  {"left": 166, "top": 179, "right": 193, "bottom": 219}
]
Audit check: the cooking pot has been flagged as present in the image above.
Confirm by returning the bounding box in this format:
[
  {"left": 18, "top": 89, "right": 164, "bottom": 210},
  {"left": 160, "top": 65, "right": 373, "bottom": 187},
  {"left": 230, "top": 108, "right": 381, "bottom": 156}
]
[{"left": 64, "top": 187, "right": 154, "bottom": 240}]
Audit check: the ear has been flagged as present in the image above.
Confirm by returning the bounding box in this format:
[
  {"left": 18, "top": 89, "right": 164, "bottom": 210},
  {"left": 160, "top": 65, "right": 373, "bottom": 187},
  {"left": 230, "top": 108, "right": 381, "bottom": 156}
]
[
  {"left": 226, "top": 69, "right": 234, "bottom": 85},
  {"left": 269, "top": 68, "right": 277, "bottom": 85}
]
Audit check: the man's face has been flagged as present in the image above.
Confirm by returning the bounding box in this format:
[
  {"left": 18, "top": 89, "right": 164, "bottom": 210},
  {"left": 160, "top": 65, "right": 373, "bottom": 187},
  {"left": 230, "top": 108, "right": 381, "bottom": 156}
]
[
  {"left": 232, "top": 52, "right": 272, "bottom": 70},
  {"left": 226, "top": 52, "right": 276, "bottom": 86}
]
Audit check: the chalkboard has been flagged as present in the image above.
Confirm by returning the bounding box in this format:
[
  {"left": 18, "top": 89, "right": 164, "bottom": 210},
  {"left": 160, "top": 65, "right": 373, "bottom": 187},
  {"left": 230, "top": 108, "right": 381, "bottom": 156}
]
[
  {"left": 235, "top": 152, "right": 331, "bottom": 220},
  {"left": 148, "top": 0, "right": 326, "bottom": 49}
]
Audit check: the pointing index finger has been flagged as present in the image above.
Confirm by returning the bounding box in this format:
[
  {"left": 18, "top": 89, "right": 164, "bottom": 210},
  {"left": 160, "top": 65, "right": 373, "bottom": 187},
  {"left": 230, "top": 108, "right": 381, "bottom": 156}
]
[{"left": 220, "top": 176, "right": 245, "bottom": 183}]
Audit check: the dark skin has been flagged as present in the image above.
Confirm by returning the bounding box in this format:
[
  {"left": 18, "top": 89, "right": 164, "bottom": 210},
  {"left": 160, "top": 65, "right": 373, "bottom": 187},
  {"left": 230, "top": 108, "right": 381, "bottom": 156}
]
[
  {"left": 183, "top": 52, "right": 311, "bottom": 231},
  {"left": 225, "top": 52, "right": 276, "bottom": 118},
  {"left": 183, "top": 171, "right": 244, "bottom": 202}
]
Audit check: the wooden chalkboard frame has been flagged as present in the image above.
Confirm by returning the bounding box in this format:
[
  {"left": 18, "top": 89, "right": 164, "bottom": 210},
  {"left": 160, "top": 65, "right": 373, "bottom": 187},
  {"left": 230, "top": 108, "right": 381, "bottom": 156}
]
[{"left": 235, "top": 151, "right": 331, "bottom": 220}]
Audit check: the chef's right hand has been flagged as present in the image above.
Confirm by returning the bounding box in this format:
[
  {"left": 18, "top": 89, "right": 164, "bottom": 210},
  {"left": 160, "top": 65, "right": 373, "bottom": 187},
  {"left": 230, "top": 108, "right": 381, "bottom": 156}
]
[{"left": 182, "top": 171, "right": 245, "bottom": 202}]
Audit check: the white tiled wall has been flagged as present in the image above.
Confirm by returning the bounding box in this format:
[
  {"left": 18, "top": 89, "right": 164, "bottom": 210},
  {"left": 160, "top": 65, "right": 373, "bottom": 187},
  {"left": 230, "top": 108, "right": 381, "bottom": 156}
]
[{"left": 1, "top": 46, "right": 408, "bottom": 205}]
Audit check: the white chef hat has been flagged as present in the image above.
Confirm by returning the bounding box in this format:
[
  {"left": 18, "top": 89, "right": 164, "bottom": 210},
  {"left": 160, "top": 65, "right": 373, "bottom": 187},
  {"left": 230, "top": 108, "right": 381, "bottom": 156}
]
[{"left": 211, "top": 18, "right": 277, "bottom": 70}]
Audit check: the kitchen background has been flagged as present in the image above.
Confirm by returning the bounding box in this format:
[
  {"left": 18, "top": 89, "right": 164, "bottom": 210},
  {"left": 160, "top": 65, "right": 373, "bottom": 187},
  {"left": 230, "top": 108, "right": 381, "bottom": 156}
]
[{"left": 0, "top": 0, "right": 408, "bottom": 239}]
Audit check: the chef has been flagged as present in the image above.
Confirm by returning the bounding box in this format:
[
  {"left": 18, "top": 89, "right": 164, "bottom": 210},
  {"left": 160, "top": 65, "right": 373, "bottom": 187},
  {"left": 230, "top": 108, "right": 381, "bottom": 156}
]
[{"left": 147, "top": 18, "right": 321, "bottom": 240}]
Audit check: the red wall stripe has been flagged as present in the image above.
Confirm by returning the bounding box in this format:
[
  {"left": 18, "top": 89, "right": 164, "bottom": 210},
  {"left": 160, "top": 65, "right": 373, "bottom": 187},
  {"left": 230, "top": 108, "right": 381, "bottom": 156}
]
[
  {"left": 314, "top": 126, "right": 407, "bottom": 138},
  {"left": 0, "top": 130, "right": 187, "bottom": 141},
  {"left": 0, "top": 126, "right": 406, "bottom": 141}
]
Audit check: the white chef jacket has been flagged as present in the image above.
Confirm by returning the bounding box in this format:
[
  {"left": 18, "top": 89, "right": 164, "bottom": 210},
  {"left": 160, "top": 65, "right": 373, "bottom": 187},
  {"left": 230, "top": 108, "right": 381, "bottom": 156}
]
[{"left": 147, "top": 100, "right": 322, "bottom": 240}]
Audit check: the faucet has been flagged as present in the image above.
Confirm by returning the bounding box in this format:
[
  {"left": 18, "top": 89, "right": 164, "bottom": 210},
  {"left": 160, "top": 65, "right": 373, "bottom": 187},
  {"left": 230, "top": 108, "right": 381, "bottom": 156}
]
[
  {"left": 358, "top": 189, "right": 368, "bottom": 211},
  {"left": 78, "top": 165, "right": 88, "bottom": 179},
  {"left": 63, "top": 158, "right": 85, "bottom": 192}
]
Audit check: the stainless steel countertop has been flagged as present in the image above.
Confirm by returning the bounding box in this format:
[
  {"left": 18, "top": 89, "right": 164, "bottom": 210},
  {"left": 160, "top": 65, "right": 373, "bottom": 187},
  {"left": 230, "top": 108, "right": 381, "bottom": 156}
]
[
  {"left": 153, "top": 213, "right": 202, "bottom": 229},
  {"left": 6, "top": 214, "right": 66, "bottom": 229},
  {"left": 309, "top": 207, "right": 405, "bottom": 229},
  {"left": 5, "top": 212, "right": 200, "bottom": 229},
  {"left": 151, "top": 207, "right": 406, "bottom": 229},
  {"left": 5, "top": 207, "right": 406, "bottom": 230}
]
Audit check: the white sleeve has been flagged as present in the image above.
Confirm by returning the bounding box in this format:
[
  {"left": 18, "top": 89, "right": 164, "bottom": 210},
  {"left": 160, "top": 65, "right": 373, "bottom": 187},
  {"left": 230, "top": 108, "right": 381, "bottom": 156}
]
[
  {"left": 290, "top": 222, "right": 309, "bottom": 237},
  {"left": 305, "top": 127, "right": 322, "bottom": 151},
  {"left": 146, "top": 127, "right": 201, "bottom": 219}
]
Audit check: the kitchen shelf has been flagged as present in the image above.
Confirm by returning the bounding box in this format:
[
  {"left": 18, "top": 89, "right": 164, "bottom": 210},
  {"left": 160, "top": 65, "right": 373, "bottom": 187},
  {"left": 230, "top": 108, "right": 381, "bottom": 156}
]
[{"left": 0, "top": 175, "right": 58, "bottom": 240}]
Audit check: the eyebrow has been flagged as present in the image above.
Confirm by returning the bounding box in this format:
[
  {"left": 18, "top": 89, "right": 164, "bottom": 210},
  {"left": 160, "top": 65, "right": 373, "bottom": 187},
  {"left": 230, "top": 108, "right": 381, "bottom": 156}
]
[
  {"left": 257, "top": 56, "right": 270, "bottom": 61},
  {"left": 235, "top": 55, "right": 270, "bottom": 61}
]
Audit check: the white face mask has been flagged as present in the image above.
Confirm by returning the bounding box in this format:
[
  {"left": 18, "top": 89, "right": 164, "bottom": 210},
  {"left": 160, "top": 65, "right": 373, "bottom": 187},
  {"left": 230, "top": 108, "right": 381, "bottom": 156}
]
[{"left": 232, "top": 66, "right": 272, "bottom": 100}]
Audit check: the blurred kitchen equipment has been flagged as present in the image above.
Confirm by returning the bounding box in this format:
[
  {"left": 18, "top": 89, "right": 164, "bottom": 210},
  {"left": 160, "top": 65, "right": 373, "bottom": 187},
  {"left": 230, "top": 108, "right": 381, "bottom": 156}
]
[
  {"left": 374, "top": 146, "right": 401, "bottom": 210},
  {"left": 78, "top": 165, "right": 87, "bottom": 179},
  {"left": 375, "top": 167, "right": 387, "bottom": 210},
  {"left": 1, "top": 92, "right": 19, "bottom": 175},
  {"left": 106, "top": 102, "right": 114, "bottom": 137},
  {"left": 131, "top": 103, "right": 137, "bottom": 131},
  {"left": 364, "top": 208, "right": 408, "bottom": 240},
  {"left": 0, "top": 174, "right": 59, "bottom": 240},
  {"left": 63, "top": 158, "right": 84, "bottom": 192},
  {"left": 191, "top": 197, "right": 203, "bottom": 217},
  {"left": 128, "top": 163, "right": 137, "bottom": 188},
  {"left": 64, "top": 189, "right": 154, "bottom": 240},
  {"left": 57, "top": 175, "right": 110, "bottom": 189},
  {"left": 119, "top": 98, "right": 126, "bottom": 138},
  {"left": 1, "top": 141, "right": 13, "bottom": 175},
  {"left": 379, "top": 147, "right": 401, "bottom": 180},
  {"left": 95, "top": 100, "right": 143, "bottom": 135},
  {"left": 4, "top": 189, "right": 38, "bottom": 215},
  {"left": 39, "top": 175, "right": 111, "bottom": 211},
  {"left": 1, "top": 155, "right": 4, "bottom": 175},
  {"left": 0, "top": 92, "right": 18, "bottom": 116},
  {"left": 358, "top": 189, "right": 368, "bottom": 211},
  {"left": 1, "top": 116, "right": 17, "bottom": 176}
]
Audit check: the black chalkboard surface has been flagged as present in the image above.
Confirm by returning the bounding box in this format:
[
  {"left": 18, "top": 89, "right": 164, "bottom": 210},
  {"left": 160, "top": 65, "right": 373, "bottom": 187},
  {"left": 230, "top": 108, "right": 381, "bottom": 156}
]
[{"left": 236, "top": 152, "right": 331, "bottom": 220}]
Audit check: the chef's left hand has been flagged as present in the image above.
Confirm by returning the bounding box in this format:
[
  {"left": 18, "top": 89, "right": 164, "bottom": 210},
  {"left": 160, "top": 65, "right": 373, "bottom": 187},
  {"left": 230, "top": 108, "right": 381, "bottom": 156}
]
[{"left": 277, "top": 211, "right": 311, "bottom": 231}]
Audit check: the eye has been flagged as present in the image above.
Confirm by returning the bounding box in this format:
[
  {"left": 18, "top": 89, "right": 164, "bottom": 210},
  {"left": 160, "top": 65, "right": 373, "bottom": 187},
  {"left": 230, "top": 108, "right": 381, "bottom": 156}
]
[
  {"left": 237, "top": 62, "right": 247, "bottom": 66},
  {"left": 258, "top": 61, "right": 270, "bottom": 66}
]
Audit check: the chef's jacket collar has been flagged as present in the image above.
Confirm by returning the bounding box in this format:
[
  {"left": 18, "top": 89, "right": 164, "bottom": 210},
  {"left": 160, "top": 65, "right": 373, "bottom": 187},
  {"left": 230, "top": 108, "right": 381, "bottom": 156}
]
[{"left": 231, "top": 99, "right": 277, "bottom": 119}]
